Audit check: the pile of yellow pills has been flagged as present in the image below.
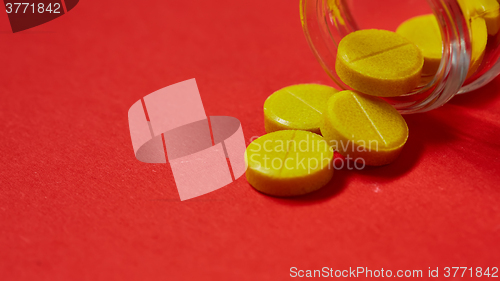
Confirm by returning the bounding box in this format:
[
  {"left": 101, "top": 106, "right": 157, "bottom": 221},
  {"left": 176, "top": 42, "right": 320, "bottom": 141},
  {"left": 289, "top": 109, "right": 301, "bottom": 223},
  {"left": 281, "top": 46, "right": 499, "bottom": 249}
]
[
  {"left": 245, "top": 130, "right": 334, "bottom": 197},
  {"left": 264, "top": 84, "right": 338, "bottom": 134},
  {"left": 336, "top": 29, "right": 424, "bottom": 97},
  {"left": 321, "top": 90, "right": 409, "bottom": 166},
  {"left": 243, "top": 2, "right": 500, "bottom": 198},
  {"left": 396, "top": 14, "right": 443, "bottom": 76}
]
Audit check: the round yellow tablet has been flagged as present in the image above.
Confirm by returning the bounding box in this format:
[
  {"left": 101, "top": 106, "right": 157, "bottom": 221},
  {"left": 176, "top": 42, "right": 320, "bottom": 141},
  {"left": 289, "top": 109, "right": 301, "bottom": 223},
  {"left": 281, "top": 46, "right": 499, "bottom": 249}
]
[
  {"left": 458, "top": 0, "right": 490, "bottom": 78},
  {"left": 468, "top": 16, "right": 488, "bottom": 78},
  {"left": 320, "top": 90, "right": 408, "bottom": 166},
  {"left": 477, "top": 0, "right": 500, "bottom": 36},
  {"left": 245, "top": 130, "right": 334, "bottom": 197},
  {"left": 396, "top": 14, "right": 443, "bottom": 76},
  {"left": 459, "top": 0, "right": 500, "bottom": 36},
  {"left": 264, "top": 84, "right": 338, "bottom": 135},
  {"left": 336, "top": 29, "right": 424, "bottom": 97}
]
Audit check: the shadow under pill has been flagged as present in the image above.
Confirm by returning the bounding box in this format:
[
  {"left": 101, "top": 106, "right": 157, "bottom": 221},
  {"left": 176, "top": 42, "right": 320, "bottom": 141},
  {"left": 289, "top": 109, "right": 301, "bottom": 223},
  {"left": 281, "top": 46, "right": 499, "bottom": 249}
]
[
  {"left": 268, "top": 168, "right": 351, "bottom": 205},
  {"left": 351, "top": 113, "right": 454, "bottom": 182}
]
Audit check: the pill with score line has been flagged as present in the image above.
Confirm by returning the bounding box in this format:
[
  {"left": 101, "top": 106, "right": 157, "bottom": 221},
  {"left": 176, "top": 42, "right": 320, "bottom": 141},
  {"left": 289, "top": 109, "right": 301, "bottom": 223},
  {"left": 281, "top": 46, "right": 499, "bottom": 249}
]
[
  {"left": 245, "top": 130, "right": 334, "bottom": 197},
  {"left": 264, "top": 84, "right": 339, "bottom": 135},
  {"left": 336, "top": 29, "right": 424, "bottom": 97},
  {"left": 321, "top": 90, "right": 409, "bottom": 166}
]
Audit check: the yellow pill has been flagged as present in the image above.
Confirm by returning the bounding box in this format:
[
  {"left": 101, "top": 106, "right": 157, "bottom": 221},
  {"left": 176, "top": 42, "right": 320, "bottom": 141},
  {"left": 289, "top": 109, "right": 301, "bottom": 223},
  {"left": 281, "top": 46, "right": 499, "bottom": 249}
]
[
  {"left": 336, "top": 29, "right": 424, "bottom": 97},
  {"left": 327, "top": 0, "right": 346, "bottom": 27},
  {"left": 458, "top": 0, "right": 490, "bottom": 78},
  {"left": 396, "top": 14, "right": 443, "bottom": 76},
  {"left": 459, "top": 0, "right": 500, "bottom": 36},
  {"left": 245, "top": 130, "right": 334, "bottom": 197},
  {"left": 264, "top": 84, "right": 339, "bottom": 135},
  {"left": 468, "top": 16, "right": 488, "bottom": 78},
  {"left": 320, "top": 90, "right": 408, "bottom": 166}
]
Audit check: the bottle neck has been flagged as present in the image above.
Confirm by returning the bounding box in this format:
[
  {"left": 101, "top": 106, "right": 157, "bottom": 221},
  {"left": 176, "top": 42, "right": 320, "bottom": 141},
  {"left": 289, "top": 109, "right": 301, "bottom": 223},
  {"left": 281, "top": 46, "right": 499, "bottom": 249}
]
[{"left": 300, "top": 0, "right": 476, "bottom": 114}]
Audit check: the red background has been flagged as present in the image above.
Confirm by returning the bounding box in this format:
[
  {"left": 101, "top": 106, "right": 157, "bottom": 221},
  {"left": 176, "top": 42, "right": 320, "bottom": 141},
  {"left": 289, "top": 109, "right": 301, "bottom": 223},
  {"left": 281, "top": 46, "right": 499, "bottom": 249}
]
[{"left": 1, "top": 1, "right": 499, "bottom": 280}]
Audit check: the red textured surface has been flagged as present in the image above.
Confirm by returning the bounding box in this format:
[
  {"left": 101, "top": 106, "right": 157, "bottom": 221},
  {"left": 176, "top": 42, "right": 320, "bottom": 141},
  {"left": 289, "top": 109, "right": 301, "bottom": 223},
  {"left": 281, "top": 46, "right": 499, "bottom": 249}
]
[{"left": 1, "top": 1, "right": 500, "bottom": 280}]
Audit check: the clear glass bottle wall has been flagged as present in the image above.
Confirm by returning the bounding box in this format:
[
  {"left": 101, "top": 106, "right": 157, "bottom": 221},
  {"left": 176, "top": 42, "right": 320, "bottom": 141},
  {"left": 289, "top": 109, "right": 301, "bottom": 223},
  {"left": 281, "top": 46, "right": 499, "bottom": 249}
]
[{"left": 300, "top": 0, "right": 500, "bottom": 113}]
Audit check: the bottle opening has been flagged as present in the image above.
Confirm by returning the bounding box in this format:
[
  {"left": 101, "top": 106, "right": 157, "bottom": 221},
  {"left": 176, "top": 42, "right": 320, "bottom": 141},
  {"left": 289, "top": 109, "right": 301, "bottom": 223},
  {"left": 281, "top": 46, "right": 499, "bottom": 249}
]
[{"left": 300, "top": 0, "right": 500, "bottom": 113}]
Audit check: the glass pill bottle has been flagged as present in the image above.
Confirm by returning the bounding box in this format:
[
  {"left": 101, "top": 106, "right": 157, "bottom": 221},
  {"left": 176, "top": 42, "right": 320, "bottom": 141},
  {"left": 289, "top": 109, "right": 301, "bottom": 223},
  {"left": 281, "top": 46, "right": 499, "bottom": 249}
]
[{"left": 300, "top": 0, "right": 500, "bottom": 113}]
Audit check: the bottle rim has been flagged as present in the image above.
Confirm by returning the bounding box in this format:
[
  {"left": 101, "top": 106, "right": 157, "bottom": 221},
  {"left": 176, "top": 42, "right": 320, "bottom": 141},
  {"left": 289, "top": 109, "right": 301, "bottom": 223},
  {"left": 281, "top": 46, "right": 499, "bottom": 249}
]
[{"left": 299, "top": 0, "right": 498, "bottom": 114}]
